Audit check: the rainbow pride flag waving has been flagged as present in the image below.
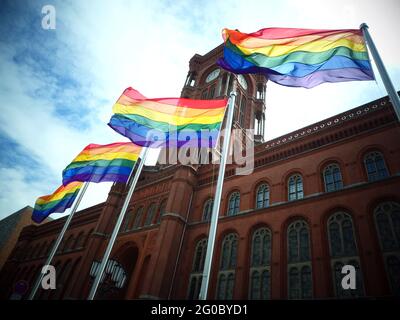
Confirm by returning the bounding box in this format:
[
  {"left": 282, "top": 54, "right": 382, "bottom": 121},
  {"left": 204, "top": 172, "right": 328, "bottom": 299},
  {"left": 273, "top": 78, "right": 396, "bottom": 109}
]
[
  {"left": 62, "top": 142, "right": 141, "bottom": 185},
  {"left": 218, "top": 28, "right": 374, "bottom": 88},
  {"left": 32, "top": 182, "right": 82, "bottom": 223},
  {"left": 108, "top": 87, "right": 228, "bottom": 148}
]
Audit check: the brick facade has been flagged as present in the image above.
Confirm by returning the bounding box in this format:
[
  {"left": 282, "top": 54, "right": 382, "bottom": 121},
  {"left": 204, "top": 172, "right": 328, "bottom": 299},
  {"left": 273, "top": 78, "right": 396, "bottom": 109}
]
[{"left": 0, "top": 45, "right": 399, "bottom": 300}]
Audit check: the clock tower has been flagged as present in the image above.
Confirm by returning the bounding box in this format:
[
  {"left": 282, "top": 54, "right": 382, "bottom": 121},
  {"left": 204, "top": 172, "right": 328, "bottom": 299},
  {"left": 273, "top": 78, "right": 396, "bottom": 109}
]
[{"left": 181, "top": 43, "right": 267, "bottom": 144}]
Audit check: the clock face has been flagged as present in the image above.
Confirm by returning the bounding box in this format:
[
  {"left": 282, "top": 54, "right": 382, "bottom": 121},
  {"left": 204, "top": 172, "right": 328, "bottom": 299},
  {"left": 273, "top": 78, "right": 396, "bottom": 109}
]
[
  {"left": 205, "top": 69, "right": 220, "bottom": 83},
  {"left": 237, "top": 75, "right": 248, "bottom": 90}
]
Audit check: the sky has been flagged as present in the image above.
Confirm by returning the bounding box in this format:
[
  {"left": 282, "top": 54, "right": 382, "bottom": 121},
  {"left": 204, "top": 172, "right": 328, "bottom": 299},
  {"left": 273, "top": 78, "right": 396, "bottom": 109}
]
[{"left": 0, "top": 0, "right": 399, "bottom": 221}]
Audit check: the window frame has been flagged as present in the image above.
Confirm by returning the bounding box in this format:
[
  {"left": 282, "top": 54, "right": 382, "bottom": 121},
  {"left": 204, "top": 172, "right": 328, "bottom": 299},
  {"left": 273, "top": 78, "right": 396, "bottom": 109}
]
[
  {"left": 227, "top": 191, "right": 240, "bottom": 216},
  {"left": 363, "top": 151, "right": 389, "bottom": 182},
  {"left": 288, "top": 174, "right": 304, "bottom": 201},
  {"left": 323, "top": 163, "right": 344, "bottom": 192},
  {"left": 256, "top": 183, "right": 270, "bottom": 209},
  {"left": 287, "top": 220, "right": 313, "bottom": 299}
]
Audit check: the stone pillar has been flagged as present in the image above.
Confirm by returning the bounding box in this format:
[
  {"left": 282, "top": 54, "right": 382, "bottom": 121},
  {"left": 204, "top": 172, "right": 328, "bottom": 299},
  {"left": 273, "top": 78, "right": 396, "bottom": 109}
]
[
  {"left": 138, "top": 165, "right": 197, "bottom": 299},
  {"left": 309, "top": 220, "right": 330, "bottom": 298},
  {"left": 270, "top": 226, "right": 282, "bottom": 299}
]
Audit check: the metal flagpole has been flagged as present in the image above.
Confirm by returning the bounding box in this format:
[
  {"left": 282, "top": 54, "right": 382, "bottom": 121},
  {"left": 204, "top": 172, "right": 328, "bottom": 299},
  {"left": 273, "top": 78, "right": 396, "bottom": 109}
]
[
  {"left": 28, "top": 181, "right": 89, "bottom": 300},
  {"left": 199, "top": 79, "right": 237, "bottom": 300},
  {"left": 87, "top": 146, "right": 149, "bottom": 300},
  {"left": 360, "top": 23, "right": 400, "bottom": 121}
]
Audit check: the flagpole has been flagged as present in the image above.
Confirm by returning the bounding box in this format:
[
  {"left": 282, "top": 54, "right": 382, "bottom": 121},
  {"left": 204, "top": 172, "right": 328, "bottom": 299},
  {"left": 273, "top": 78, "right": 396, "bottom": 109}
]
[
  {"left": 360, "top": 23, "right": 400, "bottom": 121},
  {"left": 87, "top": 146, "right": 149, "bottom": 300},
  {"left": 199, "top": 79, "right": 237, "bottom": 300},
  {"left": 28, "top": 181, "right": 89, "bottom": 300}
]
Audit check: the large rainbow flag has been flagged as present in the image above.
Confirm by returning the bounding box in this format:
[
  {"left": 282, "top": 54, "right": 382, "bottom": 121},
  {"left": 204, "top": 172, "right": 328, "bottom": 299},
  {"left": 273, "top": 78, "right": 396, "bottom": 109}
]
[
  {"left": 108, "top": 87, "right": 228, "bottom": 147},
  {"left": 218, "top": 28, "right": 374, "bottom": 88},
  {"left": 62, "top": 142, "right": 141, "bottom": 185},
  {"left": 32, "top": 182, "right": 82, "bottom": 223}
]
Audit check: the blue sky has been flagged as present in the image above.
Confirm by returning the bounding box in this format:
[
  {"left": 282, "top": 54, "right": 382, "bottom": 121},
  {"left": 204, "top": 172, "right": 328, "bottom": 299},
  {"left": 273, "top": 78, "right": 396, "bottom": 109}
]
[{"left": 0, "top": 0, "right": 399, "bottom": 220}]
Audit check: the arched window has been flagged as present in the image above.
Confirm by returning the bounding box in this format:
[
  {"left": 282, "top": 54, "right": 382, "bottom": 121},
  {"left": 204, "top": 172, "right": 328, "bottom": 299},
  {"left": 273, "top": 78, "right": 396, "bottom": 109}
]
[
  {"left": 233, "top": 92, "right": 241, "bottom": 122},
  {"left": 203, "top": 198, "right": 214, "bottom": 221},
  {"left": 74, "top": 232, "right": 85, "bottom": 249},
  {"left": 287, "top": 220, "right": 313, "bottom": 299},
  {"left": 249, "top": 228, "right": 272, "bottom": 299},
  {"left": 56, "top": 240, "right": 64, "bottom": 254},
  {"left": 216, "top": 233, "right": 238, "bottom": 299},
  {"left": 364, "top": 151, "right": 389, "bottom": 181},
  {"left": 63, "top": 235, "right": 74, "bottom": 252},
  {"left": 256, "top": 184, "right": 270, "bottom": 209},
  {"left": 373, "top": 201, "right": 400, "bottom": 295},
  {"left": 122, "top": 208, "right": 135, "bottom": 231},
  {"left": 323, "top": 163, "right": 343, "bottom": 192},
  {"left": 288, "top": 174, "right": 304, "bottom": 201},
  {"left": 227, "top": 192, "right": 240, "bottom": 216},
  {"left": 208, "top": 84, "right": 216, "bottom": 99},
  {"left": 85, "top": 229, "right": 94, "bottom": 247},
  {"left": 327, "top": 212, "right": 364, "bottom": 298},
  {"left": 133, "top": 206, "right": 144, "bottom": 229},
  {"left": 187, "top": 238, "right": 207, "bottom": 299},
  {"left": 239, "top": 96, "right": 246, "bottom": 127},
  {"left": 156, "top": 199, "right": 167, "bottom": 223},
  {"left": 144, "top": 203, "right": 157, "bottom": 226}
]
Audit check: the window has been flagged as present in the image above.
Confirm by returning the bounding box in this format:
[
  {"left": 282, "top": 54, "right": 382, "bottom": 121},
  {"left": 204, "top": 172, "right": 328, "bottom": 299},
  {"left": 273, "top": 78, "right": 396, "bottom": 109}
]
[
  {"left": 57, "top": 241, "right": 64, "bottom": 254},
  {"left": 216, "top": 233, "right": 238, "bottom": 299},
  {"left": 239, "top": 96, "right": 246, "bottom": 127},
  {"left": 227, "top": 192, "right": 240, "bottom": 216},
  {"left": 208, "top": 84, "right": 216, "bottom": 99},
  {"left": 256, "top": 184, "right": 270, "bottom": 209},
  {"left": 133, "top": 207, "right": 144, "bottom": 229},
  {"left": 201, "top": 89, "right": 208, "bottom": 99},
  {"left": 257, "top": 83, "right": 264, "bottom": 100},
  {"left": 74, "top": 232, "right": 85, "bottom": 249},
  {"left": 288, "top": 174, "right": 303, "bottom": 201},
  {"left": 364, "top": 151, "right": 389, "bottom": 181},
  {"left": 287, "top": 220, "right": 313, "bottom": 299},
  {"left": 203, "top": 198, "right": 214, "bottom": 221},
  {"left": 144, "top": 203, "right": 157, "bottom": 226},
  {"left": 122, "top": 209, "right": 135, "bottom": 231},
  {"left": 374, "top": 201, "right": 400, "bottom": 295},
  {"left": 327, "top": 212, "right": 364, "bottom": 298},
  {"left": 249, "top": 228, "right": 271, "bottom": 299},
  {"left": 157, "top": 200, "right": 167, "bottom": 223},
  {"left": 323, "top": 163, "right": 343, "bottom": 192},
  {"left": 187, "top": 238, "right": 207, "bottom": 299},
  {"left": 85, "top": 229, "right": 94, "bottom": 247},
  {"left": 63, "top": 235, "right": 74, "bottom": 252}
]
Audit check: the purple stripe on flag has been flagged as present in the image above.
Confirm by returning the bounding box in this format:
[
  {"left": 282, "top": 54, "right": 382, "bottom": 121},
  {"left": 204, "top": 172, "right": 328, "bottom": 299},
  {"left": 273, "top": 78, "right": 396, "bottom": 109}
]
[
  {"left": 63, "top": 173, "right": 130, "bottom": 185},
  {"left": 267, "top": 67, "right": 374, "bottom": 88}
]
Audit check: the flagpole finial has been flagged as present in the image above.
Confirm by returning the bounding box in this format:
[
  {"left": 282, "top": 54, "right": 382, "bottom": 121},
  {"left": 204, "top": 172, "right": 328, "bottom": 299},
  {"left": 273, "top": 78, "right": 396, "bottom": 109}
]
[{"left": 360, "top": 23, "right": 369, "bottom": 30}]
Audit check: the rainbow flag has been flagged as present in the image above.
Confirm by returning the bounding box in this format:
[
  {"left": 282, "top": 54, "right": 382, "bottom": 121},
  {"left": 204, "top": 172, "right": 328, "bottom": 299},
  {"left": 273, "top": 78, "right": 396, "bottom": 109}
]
[
  {"left": 32, "top": 182, "right": 82, "bottom": 223},
  {"left": 218, "top": 28, "right": 374, "bottom": 88},
  {"left": 62, "top": 142, "right": 141, "bottom": 185},
  {"left": 108, "top": 87, "right": 228, "bottom": 147}
]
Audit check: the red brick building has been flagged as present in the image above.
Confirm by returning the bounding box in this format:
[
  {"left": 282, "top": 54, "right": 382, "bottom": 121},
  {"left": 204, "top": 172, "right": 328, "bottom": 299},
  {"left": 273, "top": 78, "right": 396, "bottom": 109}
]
[{"left": 1, "top": 45, "right": 399, "bottom": 300}]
